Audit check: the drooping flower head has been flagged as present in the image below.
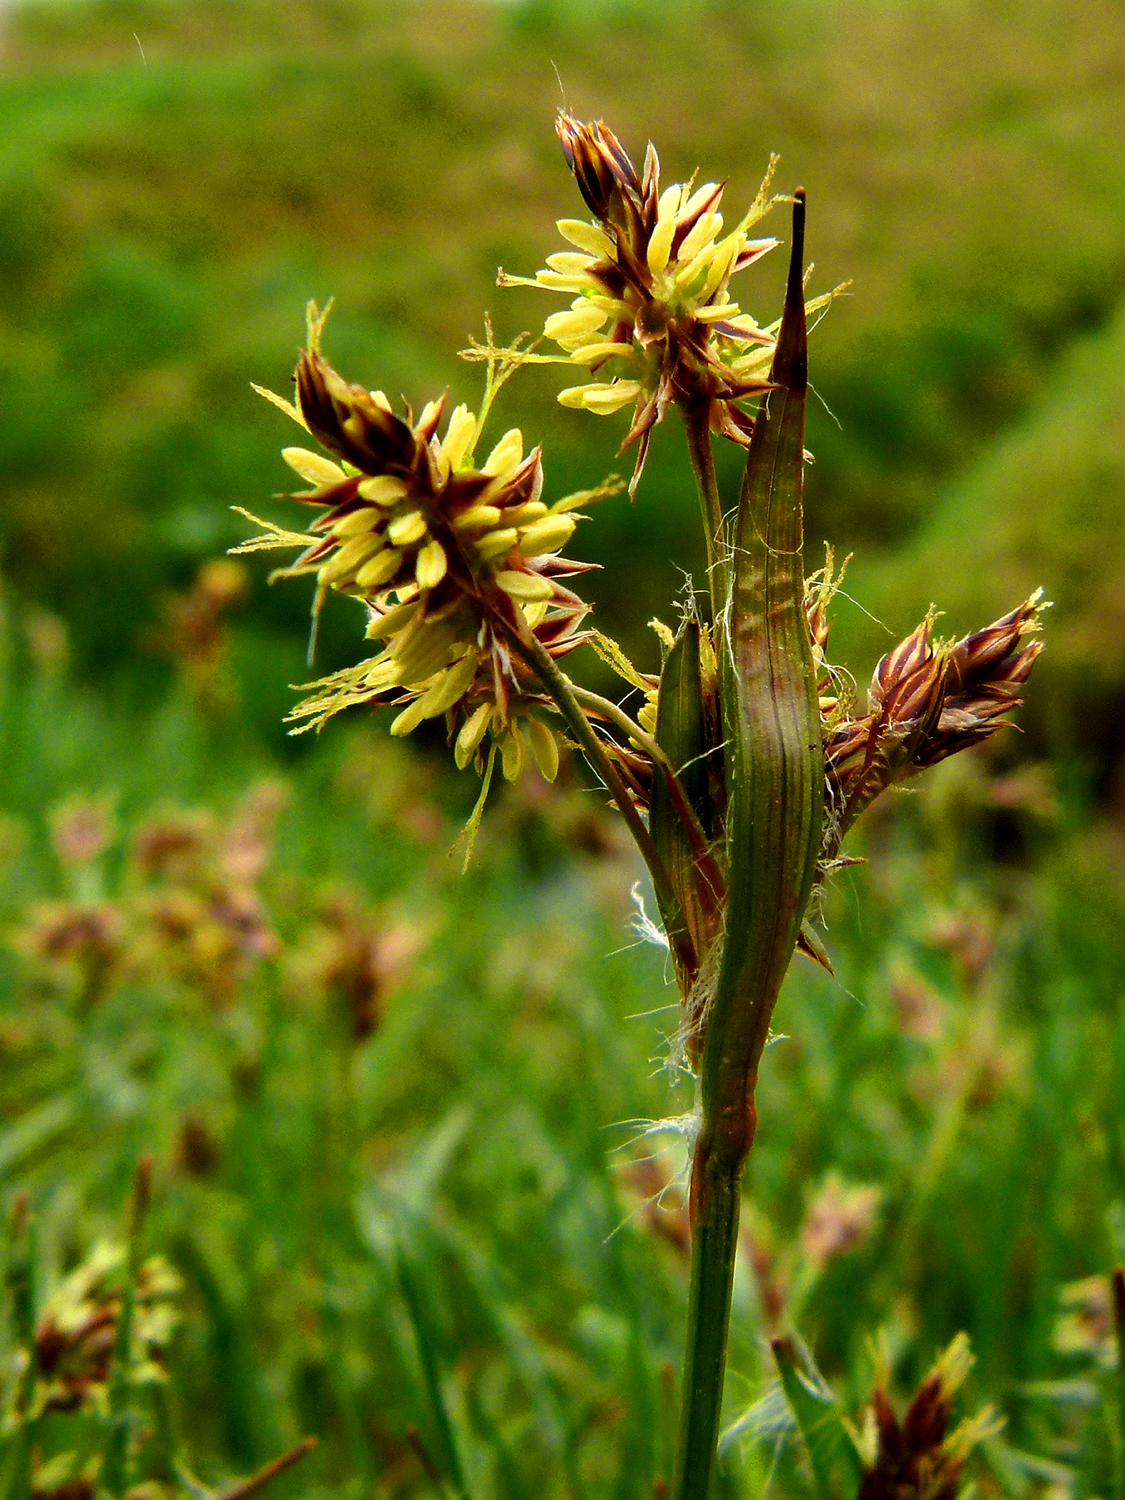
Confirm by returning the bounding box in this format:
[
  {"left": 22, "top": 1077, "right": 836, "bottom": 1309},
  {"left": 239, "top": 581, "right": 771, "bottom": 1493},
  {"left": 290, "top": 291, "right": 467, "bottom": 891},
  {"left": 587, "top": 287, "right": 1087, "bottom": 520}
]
[
  {"left": 501, "top": 114, "right": 804, "bottom": 490},
  {"left": 236, "top": 305, "right": 609, "bottom": 786}
]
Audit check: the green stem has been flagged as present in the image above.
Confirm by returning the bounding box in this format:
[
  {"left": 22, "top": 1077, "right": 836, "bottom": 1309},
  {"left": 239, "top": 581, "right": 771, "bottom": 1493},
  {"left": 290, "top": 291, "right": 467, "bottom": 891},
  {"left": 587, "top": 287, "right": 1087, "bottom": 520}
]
[
  {"left": 500, "top": 619, "right": 698, "bottom": 981},
  {"left": 1112, "top": 1267, "right": 1125, "bottom": 1500},
  {"left": 681, "top": 400, "right": 726, "bottom": 621},
  {"left": 568, "top": 683, "right": 725, "bottom": 913},
  {"left": 104, "top": 1157, "right": 152, "bottom": 1498},
  {"left": 672, "top": 193, "right": 821, "bottom": 1500},
  {"left": 672, "top": 1144, "right": 748, "bottom": 1500}
]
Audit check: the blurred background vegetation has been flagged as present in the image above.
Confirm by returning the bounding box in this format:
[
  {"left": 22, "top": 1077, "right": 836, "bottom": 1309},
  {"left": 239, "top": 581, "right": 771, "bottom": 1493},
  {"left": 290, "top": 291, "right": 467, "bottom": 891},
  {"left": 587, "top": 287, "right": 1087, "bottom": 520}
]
[{"left": 2, "top": 0, "right": 1124, "bottom": 1496}]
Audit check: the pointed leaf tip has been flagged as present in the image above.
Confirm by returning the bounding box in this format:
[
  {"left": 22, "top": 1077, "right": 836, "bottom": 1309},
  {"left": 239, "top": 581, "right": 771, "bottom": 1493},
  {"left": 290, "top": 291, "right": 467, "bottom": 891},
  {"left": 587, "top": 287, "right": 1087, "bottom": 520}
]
[
  {"left": 774, "top": 190, "right": 808, "bottom": 392},
  {"left": 788, "top": 189, "right": 806, "bottom": 293}
]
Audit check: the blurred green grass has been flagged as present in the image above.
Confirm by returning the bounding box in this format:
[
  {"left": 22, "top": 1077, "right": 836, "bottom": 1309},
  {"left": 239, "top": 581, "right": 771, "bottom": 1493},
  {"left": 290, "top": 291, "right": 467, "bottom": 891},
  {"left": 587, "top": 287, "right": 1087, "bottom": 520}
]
[
  {"left": 2, "top": 1, "right": 1125, "bottom": 1495},
  {"left": 3, "top": 572, "right": 1125, "bottom": 1497}
]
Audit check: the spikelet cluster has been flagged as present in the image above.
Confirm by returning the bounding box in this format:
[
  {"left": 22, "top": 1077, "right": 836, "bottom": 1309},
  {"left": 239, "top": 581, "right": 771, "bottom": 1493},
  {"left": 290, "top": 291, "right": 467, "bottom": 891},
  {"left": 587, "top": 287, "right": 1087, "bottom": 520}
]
[
  {"left": 815, "top": 588, "right": 1048, "bottom": 862},
  {"left": 501, "top": 114, "right": 836, "bottom": 489},
  {"left": 236, "top": 306, "right": 601, "bottom": 783}
]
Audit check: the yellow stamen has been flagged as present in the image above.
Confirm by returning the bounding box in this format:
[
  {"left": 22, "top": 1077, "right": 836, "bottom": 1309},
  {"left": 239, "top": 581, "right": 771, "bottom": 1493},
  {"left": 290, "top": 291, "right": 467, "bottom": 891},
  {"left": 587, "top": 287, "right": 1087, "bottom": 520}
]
[
  {"left": 355, "top": 547, "right": 403, "bottom": 591},
  {"left": 496, "top": 570, "right": 554, "bottom": 601},
  {"left": 439, "top": 404, "right": 478, "bottom": 471},
  {"left": 482, "top": 429, "right": 524, "bottom": 477},
  {"left": 556, "top": 218, "right": 615, "bottom": 258},
  {"left": 282, "top": 447, "right": 346, "bottom": 487},
  {"left": 387, "top": 510, "right": 428, "bottom": 546},
  {"left": 526, "top": 718, "right": 560, "bottom": 782},
  {"left": 415, "top": 539, "right": 448, "bottom": 589},
  {"left": 455, "top": 703, "right": 493, "bottom": 768},
  {"left": 331, "top": 508, "right": 380, "bottom": 539},
  {"left": 358, "top": 475, "right": 409, "bottom": 506},
  {"left": 517, "top": 515, "right": 576, "bottom": 555}
]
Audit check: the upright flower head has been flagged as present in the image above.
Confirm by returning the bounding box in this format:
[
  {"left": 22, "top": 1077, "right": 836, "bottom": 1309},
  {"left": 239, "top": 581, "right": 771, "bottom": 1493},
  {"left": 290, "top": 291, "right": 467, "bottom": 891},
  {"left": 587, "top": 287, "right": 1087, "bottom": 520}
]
[
  {"left": 817, "top": 587, "right": 1049, "bottom": 864},
  {"left": 501, "top": 113, "right": 791, "bottom": 489},
  {"left": 236, "top": 305, "right": 605, "bottom": 785}
]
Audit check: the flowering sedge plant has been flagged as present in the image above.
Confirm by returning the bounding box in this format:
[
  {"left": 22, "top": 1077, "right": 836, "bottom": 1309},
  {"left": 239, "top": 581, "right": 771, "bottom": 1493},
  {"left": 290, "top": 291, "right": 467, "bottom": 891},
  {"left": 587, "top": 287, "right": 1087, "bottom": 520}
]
[{"left": 235, "top": 115, "right": 1046, "bottom": 1498}]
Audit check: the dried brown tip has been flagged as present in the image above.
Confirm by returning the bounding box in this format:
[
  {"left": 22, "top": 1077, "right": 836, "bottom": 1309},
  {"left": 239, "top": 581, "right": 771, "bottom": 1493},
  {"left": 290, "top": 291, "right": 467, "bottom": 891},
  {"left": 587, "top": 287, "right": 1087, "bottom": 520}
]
[{"left": 216, "top": 1437, "right": 318, "bottom": 1500}]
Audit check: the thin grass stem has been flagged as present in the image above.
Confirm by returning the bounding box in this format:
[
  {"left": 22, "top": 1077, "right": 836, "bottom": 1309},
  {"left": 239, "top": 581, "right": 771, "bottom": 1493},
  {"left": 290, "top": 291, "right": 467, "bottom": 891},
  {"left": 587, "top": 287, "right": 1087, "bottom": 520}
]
[
  {"left": 568, "top": 683, "right": 725, "bottom": 911},
  {"left": 680, "top": 401, "right": 726, "bottom": 622},
  {"left": 495, "top": 614, "right": 698, "bottom": 981},
  {"left": 671, "top": 1156, "right": 745, "bottom": 1500}
]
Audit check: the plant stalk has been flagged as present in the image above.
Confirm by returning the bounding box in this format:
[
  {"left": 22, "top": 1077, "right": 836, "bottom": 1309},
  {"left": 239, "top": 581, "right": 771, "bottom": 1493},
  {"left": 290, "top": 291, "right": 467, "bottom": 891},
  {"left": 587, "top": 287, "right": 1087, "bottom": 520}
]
[
  {"left": 568, "top": 682, "right": 725, "bottom": 915},
  {"left": 499, "top": 615, "right": 699, "bottom": 981},
  {"left": 681, "top": 399, "right": 727, "bottom": 622},
  {"left": 672, "top": 192, "right": 822, "bottom": 1500},
  {"left": 672, "top": 1124, "right": 751, "bottom": 1498}
]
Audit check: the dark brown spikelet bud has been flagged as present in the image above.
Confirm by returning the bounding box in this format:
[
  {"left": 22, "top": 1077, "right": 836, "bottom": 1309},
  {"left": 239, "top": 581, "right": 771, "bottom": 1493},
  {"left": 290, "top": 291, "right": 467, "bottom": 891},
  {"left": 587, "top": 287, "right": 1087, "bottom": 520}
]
[
  {"left": 296, "top": 350, "right": 428, "bottom": 479},
  {"left": 858, "top": 1335, "right": 1000, "bottom": 1500},
  {"left": 556, "top": 113, "right": 643, "bottom": 236}
]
